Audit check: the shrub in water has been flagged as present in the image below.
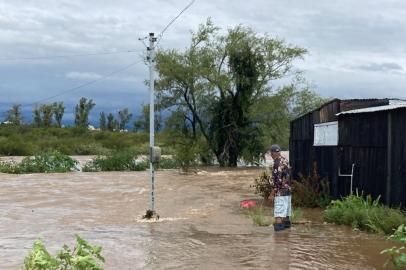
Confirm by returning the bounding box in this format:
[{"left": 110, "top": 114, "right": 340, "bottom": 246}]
[
  {"left": 0, "top": 151, "right": 78, "bottom": 174},
  {"left": 24, "top": 235, "right": 105, "bottom": 270},
  {"left": 18, "top": 151, "right": 79, "bottom": 173},
  {"left": 252, "top": 171, "right": 331, "bottom": 208},
  {"left": 83, "top": 151, "right": 147, "bottom": 172}
]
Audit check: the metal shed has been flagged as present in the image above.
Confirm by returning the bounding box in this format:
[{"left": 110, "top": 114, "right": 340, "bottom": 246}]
[{"left": 289, "top": 98, "right": 406, "bottom": 204}]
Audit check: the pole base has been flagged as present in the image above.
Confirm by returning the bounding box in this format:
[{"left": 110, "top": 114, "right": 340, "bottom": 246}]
[{"left": 143, "top": 209, "right": 160, "bottom": 220}]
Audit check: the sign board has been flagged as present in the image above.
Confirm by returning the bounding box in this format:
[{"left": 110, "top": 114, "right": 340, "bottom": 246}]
[{"left": 314, "top": 121, "right": 338, "bottom": 146}]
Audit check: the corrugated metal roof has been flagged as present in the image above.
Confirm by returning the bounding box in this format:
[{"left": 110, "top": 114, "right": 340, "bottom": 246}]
[{"left": 336, "top": 103, "right": 406, "bottom": 116}]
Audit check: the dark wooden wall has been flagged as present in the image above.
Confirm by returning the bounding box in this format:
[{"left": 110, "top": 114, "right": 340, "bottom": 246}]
[
  {"left": 290, "top": 99, "right": 391, "bottom": 200},
  {"left": 390, "top": 109, "right": 406, "bottom": 206}
]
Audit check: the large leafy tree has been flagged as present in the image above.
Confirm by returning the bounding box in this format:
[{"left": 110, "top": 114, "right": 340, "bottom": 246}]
[
  {"left": 106, "top": 113, "right": 117, "bottom": 131},
  {"left": 118, "top": 108, "right": 132, "bottom": 130},
  {"left": 155, "top": 19, "right": 307, "bottom": 166},
  {"left": 74, "top": 97, "right": 96, "bottom": 128},
  {"left": 53, "top": 102, "right": 65, "bottom": 128},
  {"left": 32, "top": 102, "right": 65, "bottom": 128}
]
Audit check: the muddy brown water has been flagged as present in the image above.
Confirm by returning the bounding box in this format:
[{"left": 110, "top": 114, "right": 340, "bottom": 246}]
[{"left": 0, "top": 168, "right": 394, "bottom": 269}]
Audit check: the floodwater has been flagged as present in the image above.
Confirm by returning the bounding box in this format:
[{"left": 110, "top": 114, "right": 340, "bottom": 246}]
[{"left": 0, "top": 168, "right": 394, "bottom": 269}]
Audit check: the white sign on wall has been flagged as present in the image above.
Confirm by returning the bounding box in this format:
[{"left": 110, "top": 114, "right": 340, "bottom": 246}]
[{"left": 314, "top": 121, "right": 338, "bottom": 146}]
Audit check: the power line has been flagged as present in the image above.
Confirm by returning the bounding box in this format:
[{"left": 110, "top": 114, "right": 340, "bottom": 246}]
[
  {"left": 0, "top": 50, "right": 140, "bottom": 62},
  {"left": 156, "top": 0, "right": 196, "bottom": 46},
  {"left": 25, "top": 60, "right": 144, "bottom": 107}
]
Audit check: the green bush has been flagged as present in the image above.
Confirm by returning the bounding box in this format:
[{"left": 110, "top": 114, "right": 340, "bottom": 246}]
[
  {"left": 292, "top": 174, "right": 331, "bottom": 208},
  {"left": 24, "top": 235, "right": 105, "bottom": 270},
  {"left": 157, "top": 157, "right": 178, "bottom": 169},
  {"left": 323, "top": 193, "right": 406, "bottom": 234},
  {"left": 83, "top": 151, "right": 148, "bottom": 172},
  {"left": 0, "top": 151, "right": 78, "bottom": 174},
  {"left": 381, "top": 224, "right": 406, "bottom": 269},
  {"left": 0, "top": 135, "right": 36, "bottom": 155}
]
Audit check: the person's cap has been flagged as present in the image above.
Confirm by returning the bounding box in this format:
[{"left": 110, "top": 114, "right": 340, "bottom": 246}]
[{"left": 270, "top": 144, "right": 281, "bottom": 153}]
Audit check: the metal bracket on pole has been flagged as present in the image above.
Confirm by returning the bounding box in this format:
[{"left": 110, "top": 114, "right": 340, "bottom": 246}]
[{"left": 338, "top": 163, "right": 355, "bottom": 195}]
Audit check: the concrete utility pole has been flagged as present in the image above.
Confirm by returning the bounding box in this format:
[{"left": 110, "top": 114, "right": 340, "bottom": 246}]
[{"left": 144, "top": 33, "right": 160, "bottom": 219}]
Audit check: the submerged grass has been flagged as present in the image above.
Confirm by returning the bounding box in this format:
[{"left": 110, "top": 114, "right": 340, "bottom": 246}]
[
  {"left": 245, "top": 204, "right": 304, "bottom": 227},
  {"left": 246, "top": 205, "right": 272, "bottom": 227},
  {"left": 323, "top": 192, "right": 406, "bottom": 235}
]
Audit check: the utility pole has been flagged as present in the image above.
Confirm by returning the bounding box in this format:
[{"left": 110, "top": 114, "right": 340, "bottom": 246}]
[{"left": 144, "top": 32, "right": 160, "bottom": 219}]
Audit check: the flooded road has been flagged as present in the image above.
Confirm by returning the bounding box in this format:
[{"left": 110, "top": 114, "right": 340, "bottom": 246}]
[{"left": 0, "top": 169, "right": 393, "bottom": 269}]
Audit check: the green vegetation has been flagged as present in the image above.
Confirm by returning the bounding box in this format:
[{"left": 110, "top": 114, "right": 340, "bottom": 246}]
[
  {"left": 24, "top": 235, "right": 104, "bottom": 270},
  {"left": 292, "top": 174, "right": 331, "bottom": 208},
  {"left": 381, "top": 224, "right": 406, "bottom": 269},
  {"left": 246, "top": 205, "right": 273, "bottom": 227},
  {"left": 82, "top": 152, "right": 179, "bottom": 172},
  {"left": 291, "top": 208, "right": 304, "bottom": 224},
  {"left": 156, "top": 19, "right": 326, "bottom": 167},
  {"left": 252, "top": 171, "right": 273, "bottom": 200},
  {"left": 0, "top": 125, "right": 154, "bottom": 156},
  {"left": 252, "top": 171, "right": 331, "bottom": 208},
  {"left": 0, "top": 151, "right": 78, "bottom": 174},
  {"left": 74, "top": 97, "right": 96, "bottom": 128},
  {"left": 157, "top": 157, "right": 179, "bottom": 169},
  {"left": 245, "top": 205, "right": 304, "bottom": 227},
  {"left": 82, "top": 151, "right": 148, "bottom": 172},
  {"left": 323, "top": 193, "right": 406, "bottom": 235},
  {"left": 5, "top": 104, "right": 23, "bottom": 125}
]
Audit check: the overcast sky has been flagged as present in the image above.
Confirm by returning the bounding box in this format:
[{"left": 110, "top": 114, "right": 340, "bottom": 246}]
[{"left": 1, "top": 0, "right": 406, "bottom": 124}]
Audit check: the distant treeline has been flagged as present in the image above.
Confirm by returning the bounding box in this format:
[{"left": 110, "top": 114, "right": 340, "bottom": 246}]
[{"left": 2, "top": 97, "right": 157, "bottom": 132}]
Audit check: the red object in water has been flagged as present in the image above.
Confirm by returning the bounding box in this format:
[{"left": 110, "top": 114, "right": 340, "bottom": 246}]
[{"left": 240, "top": 200, "right": 257, "bottom": 208}]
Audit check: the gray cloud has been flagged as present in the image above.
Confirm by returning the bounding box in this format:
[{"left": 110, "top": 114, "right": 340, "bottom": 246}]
[{"left": 353, "top": 62, "right": 404, "bottom": 73}]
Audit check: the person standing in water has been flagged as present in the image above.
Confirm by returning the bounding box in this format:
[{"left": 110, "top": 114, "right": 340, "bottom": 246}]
[{"left": 268, "top": 144, "right": 292, "bottom": 231}]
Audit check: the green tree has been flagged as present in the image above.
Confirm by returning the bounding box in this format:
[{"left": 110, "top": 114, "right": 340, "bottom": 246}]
[
  {"left": 40, "top": 104, "right": 54, "bottom": 127},
  {"left": 118, "top": 108, "right": 132, "bottom": 130},
  {"left": 106, "top": 113, "right": 117, "bottom": 131},
  {"left": 33, "top": 106, "right": 42, "bottom": 127},
  {"left": 74, "top": 97, "right": 95, "bottom": 127},
  {"left": 53, "top": 102, "right": 65, "bottom": 128},
  {"left": 133, "top": 104, "right": 161, "bottom": 132},
  {"left": 155, "top": 19, "right": 307, "bottom": 166},
  {"left": 99, "top": 112, "right": 107, "bottom": 131},
  {"left": 5, "top": 104, "right": 23, "bottom": 125}
]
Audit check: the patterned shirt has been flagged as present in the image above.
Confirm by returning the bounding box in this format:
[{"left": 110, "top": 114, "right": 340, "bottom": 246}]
[{"left": 271, "top": 156, "right": 291, "bottom": 196}]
